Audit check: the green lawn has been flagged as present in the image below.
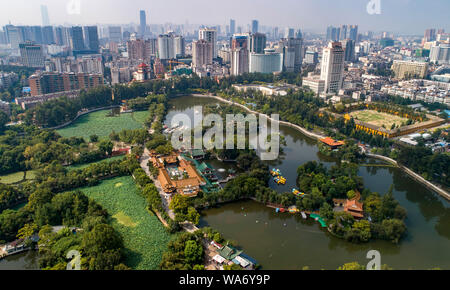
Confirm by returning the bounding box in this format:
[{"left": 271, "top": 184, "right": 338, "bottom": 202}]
[
  {"left": 57, "top": 110, "right": 149, "bottom": 140},
  {"left": 67, "top": 155, "right": 126, "bottom": 171},
  {"left": 0, "top": 170, "right": 37, "bottom": 184},
  {"left": 80, "top": 176, "right": 173, "bottom": 270}
]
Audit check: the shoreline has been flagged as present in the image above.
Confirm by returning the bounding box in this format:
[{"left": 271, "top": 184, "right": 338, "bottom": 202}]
[{"left": 190, "top": 93, "right": 450, "bottom": 201}]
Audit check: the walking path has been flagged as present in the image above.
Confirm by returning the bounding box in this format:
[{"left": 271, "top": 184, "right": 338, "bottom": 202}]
[{"left": 191, "top": 93, "right": 449, "bottom": 201}]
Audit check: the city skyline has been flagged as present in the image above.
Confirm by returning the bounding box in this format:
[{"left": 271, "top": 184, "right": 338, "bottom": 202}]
[{"left": 0, "top": 0, "right": 449, "bottom": 34}]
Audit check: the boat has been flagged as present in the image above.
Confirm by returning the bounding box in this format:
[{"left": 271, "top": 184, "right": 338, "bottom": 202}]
[
  {"left": 270, "top": 168, "right": 281, "bottom": 176},
  {"left": 288, "top": 206, "right": 299, "bottom": 213},
  {"left": 292, "top": 188, "right": 305, "bottom": 197},
  {"left": 301, "top": 212, "right": 307, "bottom": 219},
  {"left": 273, "top": 176, "right": 286, "bottom": 185}
]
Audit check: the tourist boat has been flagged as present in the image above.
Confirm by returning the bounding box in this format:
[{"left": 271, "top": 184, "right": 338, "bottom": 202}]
[
  {"left": 270, "top": 168, "right": 281, "bottom": 176},
  {"left": 288, "top": 206, "right": 299, "bottom": 213},
  {"left": 292, "top": 188, "right": 305, "bottom": 197},
  {"left": 273, "top": 176, "right": 286, "bottom": 185}
]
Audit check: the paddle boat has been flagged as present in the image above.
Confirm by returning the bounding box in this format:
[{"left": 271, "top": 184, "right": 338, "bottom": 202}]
[
  {"left": 292, "top": 188, "right": 305, "bottom": 197},
  {"left": 273, "top": 176, "right": 286, "bottom": 185},
  {"left": 270, "top": 168, "right": 282, "bottom": 176}
]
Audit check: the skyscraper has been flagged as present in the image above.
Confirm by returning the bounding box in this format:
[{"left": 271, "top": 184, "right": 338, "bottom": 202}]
[
  {"left": 157, "top": 34, "right": 175, "bottom": 60},
  {"left": 42, "top": 26, "right": 54, "bottom": 45},
  {"left": 192, "top": 39, "right": 213, "bottom": 68},
  {"left": 230, "top": 19, "right": 236, "bottom": 35},
  {"left": 250, "top": 33, "right": 267, "bottom": 54},
  {"left": 109, "top": 26, "right": 122, "bottom": 43},
  {"left": 84, "top": 26, "right": 99, "bottom": 52},
  {"left": 279, "top": 37, "right": 303, "bottom": 73},
  {"left": 199, "top": 28, "right": 217, "bottom": 59},
  {"left": 340, "top": 25, "right": 348, "bottom": 41},
  {"left": 41, "top": 5, "right": 50, "bottom": 26},
  {"left": 139, "top": 10, "right": 147, "bottom": 37},
  {"left": 342, "top": 39, "right": 355, "bottom": 62},
  {"left": 348, "top": 25, "right": 358, "bottom": 42},
  {"left": 251, "top": 20, "right": 259, "bottom": 34},
  {"left": 285, "top": 28, "right": 295, "bottom": 39},
  {"left": 71, "top": 26, "right": 85, "bottom": 51},
  {"left": 174, "top": 35, "right": 185, "bottom": 58},
  {"left": 320, "top": 42, "right": 345, "bottom": 93},
  {"left": 424, "top": 29, "right": 436, "bottom": 42},
  {"left": 5, "top": 25, "right": 23, "bottom": 49},
  {"left": 230, "top": 34, "right": 249, "bottom": 76}
]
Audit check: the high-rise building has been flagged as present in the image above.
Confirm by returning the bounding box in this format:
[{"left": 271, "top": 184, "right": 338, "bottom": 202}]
[
  {"left": 341, "top": 39, "right": 355, "bottom": 62},
  {"left": 285, "top": 28, "right": 295, "bottom": 39},
  {"left": 320, "top": 42, "right": 345, "bottom": 93},
  {"left": 5, "top": 25, "right": 23, "bottom": 49},
  {"left": 139, "top": 10, "right": 147, "bottom": 37},
  {"left": 326, "top": 26, "right": 340, "bottom": 42},
  {"left": 231, "top": 34, "right": 249, "bottom": 75},
  {"left": 430, "top": 44, "right": 450, "bottom": 64},
  {"left": 199, "top": 28, "right": 217, "bottom": 58},
  {"left": 304, "top": 51, "right": 319, "bottom": 64},
  {"left": 41, "top": 5, "right": 50, "bottom": 26},
  {"left": 230, "top": 19, "right": 236, "bottom": 35},
  {"left": 192, "top": 39, "right": 213, "bottom": 68},
  {"left": 279, "top": 37, "right": 303, "bottom": 73},
  {"left": 0, "top": 30, "right": 7, "bottom": 45},
  {"left": 249, "top": 49, "right": 283, "bottom": 74},
  {"left": 84, "top": 26, "right": 99, "bottom": 52},
  {"left": 424, "top": 29, "right": 436, "bottom": 42},
  {"left": 250, "top": 33, "right": 266, "bottom": 54},
  {"left": 19, "top": 42, "right": 45, "bottom": 68},
  {"left": 109, "top": 26, "right": 122, "bottom": 43},
  {"left": 42, "top": 26, "right": 54, "bottom": 45},
  {"left": 174, "top": 36, "right": 185, "bottom": 58},
  {"left": 28, "top": 72, "right": 103, "bottom": 96},
  {"left": 127, "top": 39, "right": 156, "bottom": 62},
  {"left": 31, "top": 26, "right": 43, "bottom": 44},
  {"left": 231, "top": 48, "right": 249, "bottom": 76},
  {"left": 348, "top": 25, "right": 358, "bottom": 42},
  {"left": 340, "top": 25, "right": 348, "bottom": 41},
  {"left": 391, "top": 60, "right": 428, "bottom": 80},
  {"left": 71, "top": 26, "right": 85, "bottom": 51},
  {"left": 251, "top": 20, "right": 259, "bottom": 34},
  {"left": 157, "top": 34, "right": 176, "bottom": 60}
]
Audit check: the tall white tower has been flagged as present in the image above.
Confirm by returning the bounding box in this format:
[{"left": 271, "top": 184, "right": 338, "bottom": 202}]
[{"left": 320, "top": 42, "right": 345, "bottom": 94}]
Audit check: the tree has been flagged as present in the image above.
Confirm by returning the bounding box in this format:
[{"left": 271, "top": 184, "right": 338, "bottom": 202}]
[
  {"left": 338, "top": 262, "right": 365, "bottom": 270},
  {"left": 17, "top": 223, "right": 38, "bottom": 241},
  {"left": 351, "top": 220, "right": 371, "bottom": 242},
  {"left": 184, "top": 240, "right": 203, "bottom": 265},
  {"left": 81, "top": 224, "right": 123, "bottom": 257},
  {"left": 381, "top": 219, "right": 406, "bottom": 244},
  {"left": 319, "top": 202, "right": 334, "bottom": 220},
  {"left": 98, "top": 140, "right": 114, "bottom": 156},
  {"left": 89, "top": 135, "right": 99, "bottom": 143},
  {"left": 187, "top": 207, "right": 200, "bottom": 225},
  {"left": 0, "top": 111, "right": 8, "bottom": 132}
]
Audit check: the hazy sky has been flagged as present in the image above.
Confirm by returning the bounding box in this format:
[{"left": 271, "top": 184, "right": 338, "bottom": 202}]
[{"left": 0, "top": 0, "right": 449, "bottom": 34}]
